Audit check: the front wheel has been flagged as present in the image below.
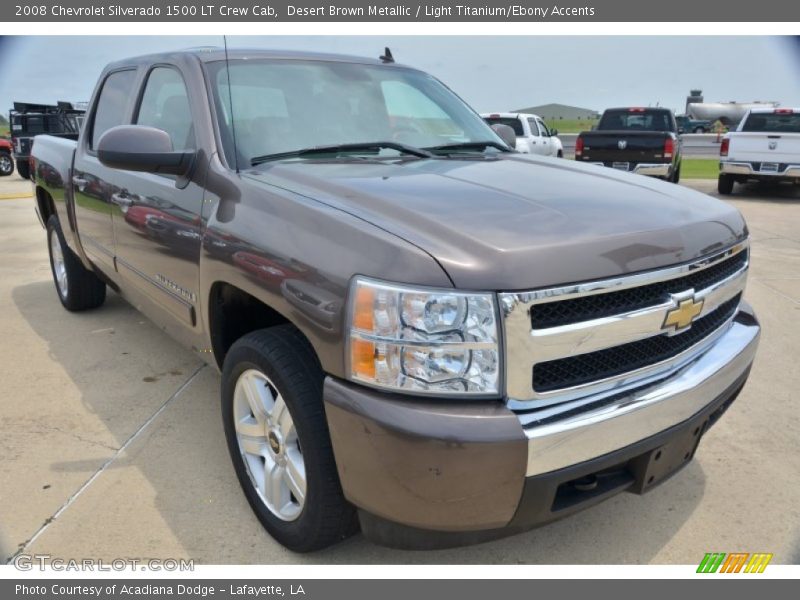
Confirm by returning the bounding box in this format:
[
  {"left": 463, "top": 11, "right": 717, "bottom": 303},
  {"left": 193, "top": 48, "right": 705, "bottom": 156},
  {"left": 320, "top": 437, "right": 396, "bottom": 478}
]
[
  {"left": 672, "top": 165, "right": 681, "bottom": 184},
  {"left": 221, "top": 326, "right": 357, "bottom": 552},
  {"left": 694, "top": 127, "right": 706, "bottom": 134},
  {"left": 557, "top": 149, "right": 564, "bottom": 158},
  {"left": 718, "top": 174, "right": 735, "bottom": 195},
  {"left": 0, "top": 152, "right": 14, "bottom": 177}
]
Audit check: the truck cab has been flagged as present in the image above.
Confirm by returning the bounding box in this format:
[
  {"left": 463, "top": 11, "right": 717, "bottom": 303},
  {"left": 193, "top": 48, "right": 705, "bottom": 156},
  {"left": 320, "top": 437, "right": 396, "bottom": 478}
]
[
  {"left": 482, "top": 112, "right": 564, "bottom": 157},
  {"left": 31, "top": 49, "right": 759, "bottom": 552}
]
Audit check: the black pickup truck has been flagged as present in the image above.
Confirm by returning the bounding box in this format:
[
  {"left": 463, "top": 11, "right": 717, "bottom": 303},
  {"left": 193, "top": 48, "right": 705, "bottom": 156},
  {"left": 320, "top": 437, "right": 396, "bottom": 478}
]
[
  {"left": 30, "top": 49, "right": 758, "bottom": 552},
  {"left": 575, "top": 107, "right": 682, "bottom": 182}
]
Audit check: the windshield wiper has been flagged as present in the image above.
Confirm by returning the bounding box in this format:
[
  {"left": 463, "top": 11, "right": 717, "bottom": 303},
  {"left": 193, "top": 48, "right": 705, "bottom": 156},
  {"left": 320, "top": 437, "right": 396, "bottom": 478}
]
[
  {"left": 251, "top": 142, "right": 435, "bottom": 166},
  {"left": 425, "top": 141, "right": 510, "bottom": 154}
]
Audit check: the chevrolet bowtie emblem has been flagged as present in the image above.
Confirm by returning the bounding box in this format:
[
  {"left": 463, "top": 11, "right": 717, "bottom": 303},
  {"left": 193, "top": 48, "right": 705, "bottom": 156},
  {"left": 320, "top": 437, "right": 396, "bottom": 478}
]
[{"left": 663, "top": 293, "right": 704, "bottom": 333}]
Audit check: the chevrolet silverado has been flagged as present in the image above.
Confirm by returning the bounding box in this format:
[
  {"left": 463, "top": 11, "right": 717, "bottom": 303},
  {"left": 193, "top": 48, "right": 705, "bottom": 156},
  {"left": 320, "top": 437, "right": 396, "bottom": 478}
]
[{"left": 31, "top": 49, "right": 759, "bottom": 551}]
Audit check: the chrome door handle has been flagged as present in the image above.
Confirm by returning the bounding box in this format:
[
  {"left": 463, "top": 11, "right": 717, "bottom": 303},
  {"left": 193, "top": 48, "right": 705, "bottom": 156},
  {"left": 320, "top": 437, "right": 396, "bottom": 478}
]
[{"left": 72, "top": 176, "right": 88, "bottom": 190}]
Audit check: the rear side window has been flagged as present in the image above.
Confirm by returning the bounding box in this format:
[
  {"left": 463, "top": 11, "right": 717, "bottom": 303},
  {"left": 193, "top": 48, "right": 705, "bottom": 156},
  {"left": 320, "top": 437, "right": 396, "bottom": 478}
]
[
  {"left": 527, "top": 118, "right": 540, "bottom": 136},
  {"left": 741, "top": 112, "right": 800, "bottom": 133},
  {"left": 91, "top": 70, "right": 137, "bottom": 149},
  {"left": 598, "top": 110, "right": 672, "bottom": 132},
  {"left": 136, "top": 67, "right": 195, "bottom": 150}
]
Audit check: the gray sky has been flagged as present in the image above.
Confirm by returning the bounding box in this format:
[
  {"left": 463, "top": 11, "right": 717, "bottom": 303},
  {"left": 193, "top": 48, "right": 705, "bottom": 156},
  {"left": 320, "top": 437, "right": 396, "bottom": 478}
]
[{"left": 2, "top": 36, "right": 799, "bottom": 116}]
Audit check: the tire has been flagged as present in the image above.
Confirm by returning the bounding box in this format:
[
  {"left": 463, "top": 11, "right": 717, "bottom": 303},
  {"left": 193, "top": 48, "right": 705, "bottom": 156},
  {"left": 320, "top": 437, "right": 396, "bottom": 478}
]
[
  {"left": 46, "top": 215, "right": 106, "bottom": 311},
  {"left": 557, "top": 150, "right": 564, "bottom": 158},
  {"left": 16, "top": 159, "right": 30, "bottom": 180},
  {"left": 0, "top": 151, "right": 13, "bottom": 177},
  {"left": 718, "top": 174, "right": 735, "bottom": 195},
  {"left": 221, "top": 325, "right": 357, "bottom": 552},
  {"left": 672, "top": 165, "right": 681, "bottom": 184},
  {"left": 694, "top": 127, "right": 706, "bottom": 134}
]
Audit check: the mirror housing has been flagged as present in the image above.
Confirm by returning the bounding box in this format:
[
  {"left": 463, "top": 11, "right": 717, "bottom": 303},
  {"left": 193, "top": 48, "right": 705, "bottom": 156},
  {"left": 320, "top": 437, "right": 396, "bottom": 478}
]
[
  {"left": 550, "top": 128, "right": 559, "bottom": 137},
  {"left": 97, "top": 125, "right": 194, "bottom": 176},
  {"left": 490, "top": 123, "right": 517, "bottom": 149}
]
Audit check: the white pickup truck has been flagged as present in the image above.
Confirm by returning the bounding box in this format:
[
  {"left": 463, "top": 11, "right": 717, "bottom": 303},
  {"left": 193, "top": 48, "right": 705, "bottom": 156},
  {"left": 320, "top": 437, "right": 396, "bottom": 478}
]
[
  {"left": 482, "top": 112, "right": 564, "bottom": 157},
  {"left": 719, "top": 107, "right": 800, "bottom": 195}
]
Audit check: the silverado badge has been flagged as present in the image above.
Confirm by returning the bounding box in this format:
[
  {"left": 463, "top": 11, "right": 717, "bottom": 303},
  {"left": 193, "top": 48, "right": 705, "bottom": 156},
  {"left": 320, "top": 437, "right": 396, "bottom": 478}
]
[{"left": 663, "top": 292, "right": 704, "bottom": 333}]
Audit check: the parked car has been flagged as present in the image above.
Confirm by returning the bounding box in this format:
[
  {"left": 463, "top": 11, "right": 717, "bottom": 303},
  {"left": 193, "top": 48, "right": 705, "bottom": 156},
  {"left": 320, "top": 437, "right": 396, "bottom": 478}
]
[
  {"left": 31, "top": 49, "right": 759, "bottom": 552},
  {"left": 676, "top": 114, "right": 712, "bottom": 134},
  {"left": 718, "top": 107, "right": 800, "bottom": 195},
  {"left": 9, "top": 101, "right": 84, "bottom": 180},
  {"left": 481, "top": 112, "right": 563, "bottom": 156},
  {"left": 0, "top": 138, "right": 14, "bottom": 177},
  {"left": 575, "top": 107, "right": 682, "bottom": 182}
]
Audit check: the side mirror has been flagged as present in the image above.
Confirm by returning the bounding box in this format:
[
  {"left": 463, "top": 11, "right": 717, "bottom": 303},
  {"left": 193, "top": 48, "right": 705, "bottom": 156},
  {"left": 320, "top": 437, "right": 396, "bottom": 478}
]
[
  {"left": 490, "top": 123, "right": 517, "bottom": 149},
  {"left": 97, "top": 125, "right": 194, "bottom": 176},
  {"left": 550, "top": 128, "right": 559, "bottom": 137}
]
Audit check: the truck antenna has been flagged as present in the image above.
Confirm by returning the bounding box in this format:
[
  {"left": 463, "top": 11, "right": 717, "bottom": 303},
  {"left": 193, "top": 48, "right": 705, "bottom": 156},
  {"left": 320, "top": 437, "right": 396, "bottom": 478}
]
[
  {"left": 379, "top": 47, "right": 394, "bottom": 63},
  {"left": 223, "top": 35, "right": 240, "bottom": 174}
]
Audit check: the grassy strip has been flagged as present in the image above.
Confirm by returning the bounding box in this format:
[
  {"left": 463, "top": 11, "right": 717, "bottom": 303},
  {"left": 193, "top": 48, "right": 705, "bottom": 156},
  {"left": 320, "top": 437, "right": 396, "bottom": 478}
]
[
  {"left": 681, "top": 158, "right": 719, "bottom": 180},
  {"left": 545, "top": 118, "right": 599, "bottom": 134}
]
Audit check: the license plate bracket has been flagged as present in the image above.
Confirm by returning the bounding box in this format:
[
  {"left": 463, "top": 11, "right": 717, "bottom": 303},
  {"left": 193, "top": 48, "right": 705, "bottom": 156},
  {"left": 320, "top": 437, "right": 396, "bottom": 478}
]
[
  {"left": 760, "top": 162, "right": 780, "bottom": 173},
  {"left": 612, "top": 161, "right": 630, "bottom": 171},
  {"left": 628, "top": 417, "right": 707, "bottom": 494}
]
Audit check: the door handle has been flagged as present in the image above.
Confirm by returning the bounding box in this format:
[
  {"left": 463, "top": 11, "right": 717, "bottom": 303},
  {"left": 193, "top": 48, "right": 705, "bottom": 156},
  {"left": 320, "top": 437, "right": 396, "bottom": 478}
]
[{"left": 72, "top": 176, "right": 88, "bottom": 191}]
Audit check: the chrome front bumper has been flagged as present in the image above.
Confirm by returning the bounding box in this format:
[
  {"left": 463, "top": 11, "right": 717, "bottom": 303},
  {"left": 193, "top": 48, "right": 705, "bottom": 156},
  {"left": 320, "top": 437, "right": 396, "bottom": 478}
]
[
  {"left": 721, "top": 161, "right": 800, "bottom": 178},
  {"left": 519, "top": 305, "right": 759, "bottom": 476}
]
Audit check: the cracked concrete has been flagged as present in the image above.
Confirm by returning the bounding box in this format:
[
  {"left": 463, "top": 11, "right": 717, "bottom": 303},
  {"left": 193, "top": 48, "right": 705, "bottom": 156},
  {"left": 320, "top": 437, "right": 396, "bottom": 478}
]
[{"left": 1, "top": 174, "right": 799, "bottom": 564}]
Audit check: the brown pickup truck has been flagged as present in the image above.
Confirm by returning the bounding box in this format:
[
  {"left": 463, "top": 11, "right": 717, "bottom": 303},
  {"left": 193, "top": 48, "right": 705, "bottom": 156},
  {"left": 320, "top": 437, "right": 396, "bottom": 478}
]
[{"left": 31, "top": 48, "right": 759, "bottom": 551}]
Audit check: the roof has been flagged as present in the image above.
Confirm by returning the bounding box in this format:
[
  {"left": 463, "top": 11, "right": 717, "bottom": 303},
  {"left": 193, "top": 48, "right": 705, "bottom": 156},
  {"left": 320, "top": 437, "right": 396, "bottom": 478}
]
[
  {"left": 480, "top": 112, "right": 542, "bottom": 119},
  {"left": 105, "top": 47, "right": 406, "bottom": 69}
]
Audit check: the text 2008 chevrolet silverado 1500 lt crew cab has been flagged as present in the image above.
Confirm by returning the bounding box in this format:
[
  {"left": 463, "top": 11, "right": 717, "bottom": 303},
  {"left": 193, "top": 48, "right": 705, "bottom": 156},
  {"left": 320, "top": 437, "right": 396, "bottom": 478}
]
[
  {"left": 31, "top": 49, "right": 759, "bottom": 552},
  {"left": 718, "top": 107, "right": 800, "bottom": 195},
  {"left": 576, "top": 107, "right": 682, "bottom": 182}
]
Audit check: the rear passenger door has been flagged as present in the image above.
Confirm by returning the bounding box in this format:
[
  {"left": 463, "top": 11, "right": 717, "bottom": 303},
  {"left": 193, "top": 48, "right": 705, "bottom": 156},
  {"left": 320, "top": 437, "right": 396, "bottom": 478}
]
[
  {"left": 527, "top": 117, "right": 545, "bottom": 155},
  {"left": 536, "top": 118, "right": 554, "bottom": 156},
  {"left": 72, "top": 69, "right": 138, "bottom": 272},
  {"left": 109, "top": 65, "right": 205, "bottom": 329}
]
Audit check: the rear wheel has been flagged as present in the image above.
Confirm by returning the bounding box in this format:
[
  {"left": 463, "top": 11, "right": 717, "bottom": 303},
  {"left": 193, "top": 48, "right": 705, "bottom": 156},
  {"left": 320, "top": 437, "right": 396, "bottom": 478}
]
[
  {"left": 16, "top": 159, "right": 30, "bottom": 180},
  {"left": 718, "top": 174, "right": 735, "bottom": 195},
  {"left": 46, "top": 215, "right": 106, "bottom": 311},
  {"left": 221, "top": 326, "right": 357, "bottom": 552},
  {"left": 672, "top": 165, "right": 681, "bottom": 184},
  {"left": 693, "top": 126, "right": 706, "bottom": 134},
  {"left": 0, "top": 152, "right": 13, "bottom": 177}
]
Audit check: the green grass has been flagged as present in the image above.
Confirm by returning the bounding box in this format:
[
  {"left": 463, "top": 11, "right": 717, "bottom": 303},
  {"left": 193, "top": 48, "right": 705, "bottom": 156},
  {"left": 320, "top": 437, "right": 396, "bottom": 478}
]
[
  {"left": 681, "top": 159, "right": 719, "bottom": 180},
  {"left": 545, "top": 118, "right": 599, "bottom": 134},
  {"left": 0, "top": 127, "right": 9, "bottom": 138}
]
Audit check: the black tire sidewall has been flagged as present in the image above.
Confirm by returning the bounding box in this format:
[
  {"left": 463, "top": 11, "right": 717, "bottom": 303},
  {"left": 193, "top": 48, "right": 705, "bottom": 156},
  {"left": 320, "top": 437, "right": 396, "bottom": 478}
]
[{"left": 221, "top": 334, "right": 342, "bottom": 552}]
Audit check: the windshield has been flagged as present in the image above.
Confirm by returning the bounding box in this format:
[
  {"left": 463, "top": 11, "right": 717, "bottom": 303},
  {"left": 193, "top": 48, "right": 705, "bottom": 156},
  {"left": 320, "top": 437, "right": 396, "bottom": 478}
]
[
  {"left": 741, "top": 112, "right": 800, "bottom": 133},
  {"left": 207, "top": 59, "right": 503, "bottom": 166},
  {"left": 598, "top": 109, "right": 672, "bottom": 132},
  {"left": 483, "top": 117, "right": 524, "bottom": 136}
]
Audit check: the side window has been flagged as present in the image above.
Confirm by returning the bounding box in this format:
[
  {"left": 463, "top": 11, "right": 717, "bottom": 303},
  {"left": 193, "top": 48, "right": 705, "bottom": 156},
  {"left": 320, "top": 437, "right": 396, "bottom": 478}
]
[
  {"left": 527, "top": 118, "right": 539, "bottom": 136},
  {"left": 537, "top": 120, "right": 550, "bottom": 136},
  {"left": 91, "top": 70, "right": 137, "bottom": 149},
  {"left": 136, "top": 67, "right": 195, "bottom": 150}
]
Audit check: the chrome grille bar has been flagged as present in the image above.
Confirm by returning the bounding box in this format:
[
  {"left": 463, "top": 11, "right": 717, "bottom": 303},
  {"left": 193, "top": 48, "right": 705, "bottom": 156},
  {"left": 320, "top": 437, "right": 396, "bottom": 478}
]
[{"left": 499, "top": 241, "right": 749, "bottom": 406}]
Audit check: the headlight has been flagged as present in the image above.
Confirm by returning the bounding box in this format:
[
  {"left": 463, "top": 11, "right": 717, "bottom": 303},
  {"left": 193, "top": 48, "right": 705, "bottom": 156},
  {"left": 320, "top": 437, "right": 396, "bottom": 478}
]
[{"left": 346, "top": 277, "right": 501, "bottom": 396}]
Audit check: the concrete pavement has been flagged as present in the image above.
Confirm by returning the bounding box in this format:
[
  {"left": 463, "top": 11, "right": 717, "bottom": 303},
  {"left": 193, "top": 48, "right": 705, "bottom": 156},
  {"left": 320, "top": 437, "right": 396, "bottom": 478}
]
[{"left": 1, "top": 173, "right": 798, "bottom": 564}]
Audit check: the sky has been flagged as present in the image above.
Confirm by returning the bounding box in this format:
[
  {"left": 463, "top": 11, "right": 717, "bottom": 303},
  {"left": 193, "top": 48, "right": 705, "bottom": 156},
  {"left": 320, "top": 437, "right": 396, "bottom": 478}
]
[{"left": 1, "top": 36, "right": 800, "bottom": 117}]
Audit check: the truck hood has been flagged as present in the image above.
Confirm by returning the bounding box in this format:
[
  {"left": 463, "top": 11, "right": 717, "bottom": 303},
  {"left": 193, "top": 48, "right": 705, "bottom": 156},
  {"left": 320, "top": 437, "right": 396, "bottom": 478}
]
[{"left": 244, "top": 154, "right": 747, "bottom": 290}]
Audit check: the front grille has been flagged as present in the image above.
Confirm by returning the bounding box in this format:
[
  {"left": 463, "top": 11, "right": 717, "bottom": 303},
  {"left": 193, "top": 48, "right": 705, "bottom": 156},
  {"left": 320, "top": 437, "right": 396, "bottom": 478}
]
[
  {"left": 531, "top": 250, "right": 747, "bottom": 329},
  {"left": 532, "top": 294, "right": 741, "bottom": 393}
]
